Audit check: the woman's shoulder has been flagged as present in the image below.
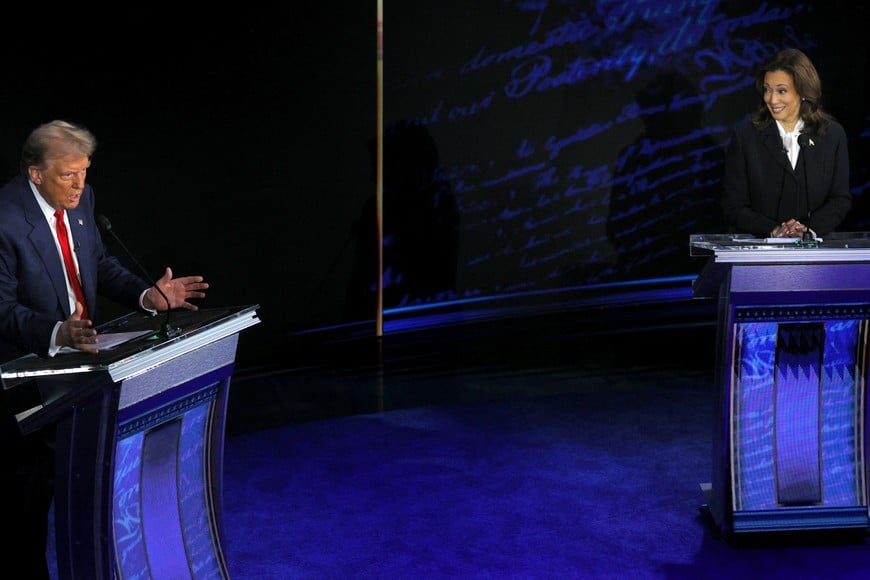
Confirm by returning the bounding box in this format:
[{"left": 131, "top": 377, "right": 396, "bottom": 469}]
[
  {"left": 824, "top": 118, "right": 847, "bottom": 138},
  {"left": 729, "top": 118, "right": 770, "bottom": 146}
]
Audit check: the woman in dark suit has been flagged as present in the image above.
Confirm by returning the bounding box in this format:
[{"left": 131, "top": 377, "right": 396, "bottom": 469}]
[{"left": 721, "top": 48, "right": 851, "bottom": 239}]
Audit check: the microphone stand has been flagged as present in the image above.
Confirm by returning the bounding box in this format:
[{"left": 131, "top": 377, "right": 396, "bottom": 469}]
[
  {"left": 97, "top": 216, "right": 181, "bottom": 339},
  {"left": 797, "top": 134, "right": 816, "bottom": 246}
]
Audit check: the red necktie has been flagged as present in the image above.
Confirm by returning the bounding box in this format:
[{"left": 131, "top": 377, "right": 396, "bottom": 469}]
[{"left": 54, "top": 210, "right": 90, "bottom": 320}]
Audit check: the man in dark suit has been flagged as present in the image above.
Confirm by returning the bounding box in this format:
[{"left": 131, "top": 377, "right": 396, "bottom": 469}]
[
  {"left": 0, "top": 119, "right": 208, "bottom": 577},
  {"left": 722, "top": 48, "right": 851, "bottom": 239}
]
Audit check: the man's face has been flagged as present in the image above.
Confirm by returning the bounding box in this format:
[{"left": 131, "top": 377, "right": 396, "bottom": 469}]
[{"left": 28, "top": 154, "right": 90, "bottom": 211}]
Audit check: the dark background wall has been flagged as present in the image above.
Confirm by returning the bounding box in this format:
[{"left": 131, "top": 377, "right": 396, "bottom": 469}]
[
  {"left": 0, "top": 2, "right": 867, "bottom": 367},
  {"left": 0, "top": 5, "right": 377, "bottom": 365},
  {"left": 379, "top": 1, "right": 870, "bottom": 313}
]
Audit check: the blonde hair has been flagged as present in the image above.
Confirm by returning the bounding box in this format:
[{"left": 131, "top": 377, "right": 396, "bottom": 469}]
[{"left": 20, "top": 120, "right": 97, "bottom": 173}]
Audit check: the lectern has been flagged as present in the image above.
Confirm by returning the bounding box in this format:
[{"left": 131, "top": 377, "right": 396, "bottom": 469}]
[
  {"left": 691, "top": 234, "right": 870, "bottom": 537},
  {"left": 1, "top": 305, "right": 260, "bottom": 579}
]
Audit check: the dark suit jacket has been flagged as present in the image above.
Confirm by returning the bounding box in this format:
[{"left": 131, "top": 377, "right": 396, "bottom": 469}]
[
  {"left": 721, "top": 119, "right": 851, "bottom": 237},
  {"left": 0, "top": 174, "right": 151, "bottom": 361}
]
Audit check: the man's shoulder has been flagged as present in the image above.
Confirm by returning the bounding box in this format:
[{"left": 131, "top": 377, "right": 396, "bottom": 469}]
[
  {"left": 0, "top": 176, "right": 31, "bottom": 229},
  {"left": 0, "top": 173, "right": 26, "bottom": 198}
]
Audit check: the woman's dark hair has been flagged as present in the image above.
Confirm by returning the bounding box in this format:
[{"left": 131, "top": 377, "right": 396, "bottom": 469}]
[{"left": 750, "top": 48, "right": 833, "bottom": 135}]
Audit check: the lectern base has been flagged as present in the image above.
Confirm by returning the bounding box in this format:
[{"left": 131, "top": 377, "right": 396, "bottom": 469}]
[{"left": 700, "top": 482, "right": 870, "bottom": 538}]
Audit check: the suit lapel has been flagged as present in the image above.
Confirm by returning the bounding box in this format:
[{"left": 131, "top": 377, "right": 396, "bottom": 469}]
[
  {"left": 762, "top": 123, "right": 794, "bottom": 177},
  {"left": 797, "top": 132, "right": 816, "bottom": 168},
  {"left": 763, "top": 123, "right": 800, "bottom": 191},
  {"left": 66, "top": 206, "right": 96, "bottom": 311},
  {"left": 20, "top": 184, "right": 72, "bottom": 316}
]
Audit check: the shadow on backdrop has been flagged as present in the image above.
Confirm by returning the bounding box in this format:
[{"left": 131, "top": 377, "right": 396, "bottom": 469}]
[
  {"left": 344, "top": 120, "right": 460, "bottom": 322},
  {"left": 607, "top": 70, "right": 726, "bottom": 281}
]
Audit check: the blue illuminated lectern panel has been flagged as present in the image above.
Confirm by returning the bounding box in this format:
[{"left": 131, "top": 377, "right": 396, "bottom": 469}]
[{"left": 731, "top": 315, "right": 867, "bottom": 515}]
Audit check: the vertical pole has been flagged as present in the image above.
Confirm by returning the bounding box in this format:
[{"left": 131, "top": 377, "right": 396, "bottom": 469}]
[
  {"left": 375, "top": 0, "right": 384, "bottom": 338},
  {"left": 375, "top": 0, "right": 385, "bottom": 412}
]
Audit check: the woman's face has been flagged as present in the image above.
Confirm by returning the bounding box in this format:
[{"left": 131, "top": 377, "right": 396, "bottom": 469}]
[{"left": 763, "top": 70, "right": 802, "bottom": 131}]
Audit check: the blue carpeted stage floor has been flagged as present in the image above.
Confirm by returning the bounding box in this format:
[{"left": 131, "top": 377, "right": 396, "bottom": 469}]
[
  {"left": 216, "top": 304, "right": 870, "bottom": 579},
  {"left": 222, "top": 379, "right": 870, "bottom": 579}
]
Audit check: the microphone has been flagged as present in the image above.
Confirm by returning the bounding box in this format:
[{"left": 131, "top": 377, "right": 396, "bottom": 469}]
[
  {"left": 96, "top": 215, "right": 181, "bottom": 339},
  {"left": 778, "top": 138, "right": 788, "bottom": 221},
  {"left": 796, "top": 133, "right": 814, "bottom": 243}
]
